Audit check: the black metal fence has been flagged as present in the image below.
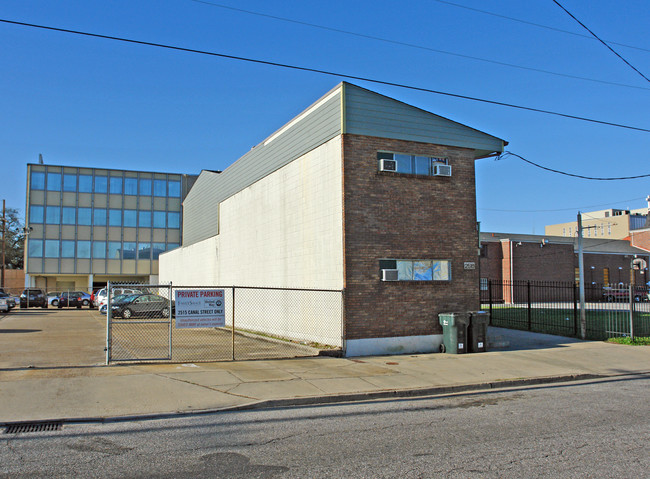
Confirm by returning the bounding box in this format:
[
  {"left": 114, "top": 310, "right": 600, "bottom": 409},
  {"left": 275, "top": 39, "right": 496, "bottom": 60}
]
[
  {"left": 481, "top": 280, "right": 650, "bottom": 340},
  {"left": 105, "top": 283, "right": 344, "bottom": 363}
]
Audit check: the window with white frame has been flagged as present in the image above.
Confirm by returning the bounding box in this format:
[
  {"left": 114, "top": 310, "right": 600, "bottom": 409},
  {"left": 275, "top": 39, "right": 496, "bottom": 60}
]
[
  {"left": 377, "top": 152, "right": 449, "bottom": 177},
  {"left": 379, "top": 259, "right": 451, "bottom": 281}
]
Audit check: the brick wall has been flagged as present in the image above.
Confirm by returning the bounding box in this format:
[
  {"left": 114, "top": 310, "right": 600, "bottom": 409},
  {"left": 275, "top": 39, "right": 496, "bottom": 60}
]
[
  {"left": 631, "top": 229, "right": 650, "bottom": 252},
  {"left": 342, "top": 134, "right": 480, "bottom": 340}
]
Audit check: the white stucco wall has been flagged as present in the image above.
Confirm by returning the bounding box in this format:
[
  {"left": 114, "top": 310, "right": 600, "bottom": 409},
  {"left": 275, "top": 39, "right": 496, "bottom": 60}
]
[
  {"left": 158, "top": 136, "right": 344, "bottom": 346},
  {"left": 158, "top": 236, "right": 220, "bottom": 286},
  {"left": 217, "top": 135, "right": 343, "bottom": 289}
]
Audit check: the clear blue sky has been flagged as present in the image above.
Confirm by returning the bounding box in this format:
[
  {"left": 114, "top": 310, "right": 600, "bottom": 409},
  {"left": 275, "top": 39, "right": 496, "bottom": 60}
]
[{"left": 2, "top": 0, "right": 649, "bottom": 234}]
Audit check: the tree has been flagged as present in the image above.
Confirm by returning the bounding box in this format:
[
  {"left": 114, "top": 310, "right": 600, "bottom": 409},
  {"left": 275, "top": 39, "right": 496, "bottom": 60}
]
[{"left": 1, "top": 207, "right": 25, "bottom": 269}]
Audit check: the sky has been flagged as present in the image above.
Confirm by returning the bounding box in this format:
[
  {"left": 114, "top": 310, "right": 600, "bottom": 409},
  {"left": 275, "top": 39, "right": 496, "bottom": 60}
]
[{"left": 1, "top": 0, "right": 649, "bottom": 234}]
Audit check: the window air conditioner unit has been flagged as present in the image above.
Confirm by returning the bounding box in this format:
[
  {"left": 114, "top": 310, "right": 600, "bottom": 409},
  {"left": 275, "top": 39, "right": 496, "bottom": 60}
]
[
  {"left": 379, "top": 159, "right": 397, "bottom": 172},
  {"left": 381, "top": 269, "right": 399, "bottom": 281},
  {"left": 433, "top": 164, "right": 452, "bottom": 177}
]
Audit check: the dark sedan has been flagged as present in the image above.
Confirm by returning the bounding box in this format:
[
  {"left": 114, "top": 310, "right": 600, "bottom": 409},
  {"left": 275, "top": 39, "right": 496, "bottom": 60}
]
[
  {"left": 110, "top": 294, "right": 173, "bottom": 319},
  {"left": 57, "top": 291, "right": 92, "bottom": 308}
]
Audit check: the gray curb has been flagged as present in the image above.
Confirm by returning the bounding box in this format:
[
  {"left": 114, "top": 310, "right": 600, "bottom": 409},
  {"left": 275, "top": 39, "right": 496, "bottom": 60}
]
[{"left": 3, "top": 371, "right": 648, "bottom": 428}]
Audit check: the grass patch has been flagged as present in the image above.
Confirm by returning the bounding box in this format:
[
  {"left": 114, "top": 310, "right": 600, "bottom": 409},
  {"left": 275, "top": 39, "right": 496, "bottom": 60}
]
[
  {"left": 482, "top": 305, "right": 650, "bottom": 340},
  {"left": 606, "top": 336, "right": 650, "bottom": 346}
]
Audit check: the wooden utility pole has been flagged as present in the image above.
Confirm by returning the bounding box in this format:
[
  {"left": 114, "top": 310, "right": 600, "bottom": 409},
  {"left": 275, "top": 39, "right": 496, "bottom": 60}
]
[{"left": 1, "top": 199, "right": 5, "bottom": 288}]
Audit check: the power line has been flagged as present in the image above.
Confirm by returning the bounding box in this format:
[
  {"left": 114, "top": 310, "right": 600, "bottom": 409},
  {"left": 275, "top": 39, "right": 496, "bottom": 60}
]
[
  {"left": 551, "top": 0, "right": 650, "bottom": 83},
  {"left": 432, "top": 0, "right": 650, "bottom": 54},
  {"left": 479, "top": 197, "right": 647, "bottom": 213},
  {"left": 186, "top": 0, "right": 650, "bottom": 92},
  {"left": 2, "top": 18, "right": 650, "bottom": 134},
  {"left": 500, "top": 151, "right": 650, "bottom": 180}
]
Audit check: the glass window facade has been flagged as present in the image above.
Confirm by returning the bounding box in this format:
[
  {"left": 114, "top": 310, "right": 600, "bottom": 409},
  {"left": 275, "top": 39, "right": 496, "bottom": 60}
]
[
  {"left": 93, "top": 208, "right": 107, "bottom": 226},
  {"left": 123, "top": 242, "right": 137, "bottom": 259},
  {"left": 168, "top": 180, "right": 181, "bottom": 197},
  {"left": 63, "top": 174, "right": 77, "bottom": 192},
  {"left": 152, "top": 243, "right": 166, "bottom": 259},
  {"left": 46, "top": 206, "right": 60, "bottom": 224},
  {"left": 77, "top": 241, "right": 91, "bottom": 258},
  {"left": 139, "top": 179, "right": 152, "bottom": 196},
  {"left": 27, "top": 166, "right": 190, "bottom": 277},
  {"left": 153, "top": 211, "right": 166, "bottom": 228},
  {"left": 124, "top": 178, "right": 138, "bottom": 195},
  {"left": 29, "top": 239, "right": 43, "bottom": 257},
  {"left": 29, "top": 205, "right": 44, "bottom": 223},
  {"left": 110, "top": 177, "right": 122, "bottom": 194},
  {"left": 108, "top": 242, "right": 121, "bottom": 259},
  {"left": 109, "top": 209, "right": 122, "bottom": 226},
  {"left": 124, "top": 210, "right": 137, "bottom": 227},
  {"left": 62, "top": 207, "right": 76, "bottom": 225},
  {"left": 94, "top": 176, "right": 108, "bottom": 193},
  {"left": 168, "top": 212, "right": 180, "bottom": 229},
  {"left": 47, "top": 173, "right": 62, "bottom": 191},
  {"left": 138, "top": 243, "right": 151, "bottom": 259},
  {"left": 138, "top": 211, "right": 151, "bottom": 228},
  {"left": 61, "top": 240, "right": 75, "bottom": 258},
  {"left": 79, "top": 175, "right": 93, "bottom": 193},
  {"left": 153, "top": 180, "right": 166, "bottom": 197},
  {"left": 44, "top": 240, "right": 59, "bottom": 258},
  {"left": 78, "top": 208, "right": 92, "bottom": 225},
  {"left": 31, "top": 172, "right": 45, "bottom": 190},
  {"left": 92, "top": 241, "right": 106, "bottom": 259}
]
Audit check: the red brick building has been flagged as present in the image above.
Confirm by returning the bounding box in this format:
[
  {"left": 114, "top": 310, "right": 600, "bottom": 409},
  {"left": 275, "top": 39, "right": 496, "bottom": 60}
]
[{"left": 480, "top": 232, "right": 650, "bottom": 302}]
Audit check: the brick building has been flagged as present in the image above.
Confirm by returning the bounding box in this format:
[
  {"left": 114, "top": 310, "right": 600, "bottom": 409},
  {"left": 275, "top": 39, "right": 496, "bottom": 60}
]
[
  {"left": 480, "top": 232, "right": 650, "bottom": 302},
  {"left": 159, "top": 82, "right": 506, "bottom": 356}
]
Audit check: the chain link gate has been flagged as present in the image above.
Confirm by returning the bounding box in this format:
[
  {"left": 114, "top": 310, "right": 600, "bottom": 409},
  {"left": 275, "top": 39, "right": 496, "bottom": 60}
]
[
  {"left": 106, "top": 282, "right": 173, "bottom": 362},
  {"left": 106, "top": 284, "right": 344, "bottom": 364}
]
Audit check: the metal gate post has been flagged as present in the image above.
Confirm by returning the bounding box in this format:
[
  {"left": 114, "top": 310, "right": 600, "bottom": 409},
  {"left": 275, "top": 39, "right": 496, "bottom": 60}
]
[
  {"left": 488, "top": 280, "right": 493, "bottom": 324},
  {"left": 231, "top": 287, "right": 236, "bottom": 361},
  {"left": 629, "top": 284, "right": 635, "bottom": 341},
  {"left": 168, "top": 283, "right": 173, "bottom": 360},
  {"left": 105, "top": 281, "right": 111, "bottom": 364},
  {"left": 527, "top": 281, "right": 532, "bottom": 331}
]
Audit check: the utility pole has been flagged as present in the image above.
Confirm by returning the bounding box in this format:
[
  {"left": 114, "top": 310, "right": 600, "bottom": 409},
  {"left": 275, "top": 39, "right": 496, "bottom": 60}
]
[
  {"left": 577, "top": 212, "right": 586, "bottom": 339},
  {"left": 1, "top": 199, "right": 5, "bottom": 288}
]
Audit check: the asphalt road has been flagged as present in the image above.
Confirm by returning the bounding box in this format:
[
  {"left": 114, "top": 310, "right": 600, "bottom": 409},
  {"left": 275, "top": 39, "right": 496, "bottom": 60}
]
[{"left": 1, "top": 375, "right": 648, "bottom": 478}]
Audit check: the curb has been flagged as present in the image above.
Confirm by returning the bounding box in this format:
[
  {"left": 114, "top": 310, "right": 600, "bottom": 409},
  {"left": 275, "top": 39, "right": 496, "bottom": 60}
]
[{"left": 3, "top": 371, "right": 648, "bottom": 429}]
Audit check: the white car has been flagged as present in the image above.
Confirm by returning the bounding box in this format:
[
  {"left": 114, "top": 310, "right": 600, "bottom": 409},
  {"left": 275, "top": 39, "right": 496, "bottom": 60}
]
[{"left": 96, "top": 288, "right": 143, "bottom": 311}]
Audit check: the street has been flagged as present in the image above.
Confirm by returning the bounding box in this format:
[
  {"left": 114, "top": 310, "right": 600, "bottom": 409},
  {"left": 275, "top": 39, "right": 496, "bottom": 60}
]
[{"left": 2, "top": 374, "right": 648, "bottom": 478}]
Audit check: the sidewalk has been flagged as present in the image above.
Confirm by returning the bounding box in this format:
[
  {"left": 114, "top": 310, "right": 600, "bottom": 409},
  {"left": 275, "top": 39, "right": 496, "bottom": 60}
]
[{"left": 1, "top": 327, "right": 649, "bottom": 424}]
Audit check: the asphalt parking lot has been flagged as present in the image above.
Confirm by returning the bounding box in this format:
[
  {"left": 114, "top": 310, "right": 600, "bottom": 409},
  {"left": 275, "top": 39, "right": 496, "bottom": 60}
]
[{"left": 0, "top": 308, "right": 321, "bottom": 369}]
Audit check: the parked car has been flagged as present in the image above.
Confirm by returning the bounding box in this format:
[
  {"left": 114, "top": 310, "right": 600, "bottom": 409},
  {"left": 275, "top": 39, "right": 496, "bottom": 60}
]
[
  {"left": 602, "top": 286, "right": 647, "bottom": 302},
  {"left": 110, "top": 293, "right": 173, "bottom": 319},
  {"left": 98, "top": 294, "right": 136, "bottom": 315},
  {"left": 47, "top": 291, "right": 62, "bottom": 307},
  {"left": 57, "top": 291, "right": 92, "bottom": 308},
  {"left": 0, "top": 291, "right": 16, "bottom": 309},
  {"left": 19, "top": 288, "right": 48, "bottom": 308},
  {"left": 96, "top": 288, "right": 143, "bottom": 310},
  {"left": 0, "top": 297, "right": 8, "bottom": 313}
]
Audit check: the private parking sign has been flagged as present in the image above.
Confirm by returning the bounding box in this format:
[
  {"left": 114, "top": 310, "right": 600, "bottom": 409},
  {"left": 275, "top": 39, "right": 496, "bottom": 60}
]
[{"left": 174, "top": 289, "right": 226, "bottom": 328}]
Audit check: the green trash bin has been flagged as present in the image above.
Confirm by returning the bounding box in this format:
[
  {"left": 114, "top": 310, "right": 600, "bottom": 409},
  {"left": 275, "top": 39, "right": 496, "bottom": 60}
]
[
  {"left": 438, "top": 312, "right": 470, "bottom": 354},
  {"left": 468, "top": 311, "right": 490, "bottom": 353}
]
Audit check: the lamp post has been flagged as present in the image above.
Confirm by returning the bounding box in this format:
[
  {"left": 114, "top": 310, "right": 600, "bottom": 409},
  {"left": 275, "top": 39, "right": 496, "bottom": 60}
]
[{"left": 23, "top": 226, "right": 33, "bottom": 288}]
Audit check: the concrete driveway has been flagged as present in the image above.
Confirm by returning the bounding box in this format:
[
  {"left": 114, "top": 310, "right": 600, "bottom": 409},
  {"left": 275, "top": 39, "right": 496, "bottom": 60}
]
[
  {"left": 0, "top": 308, "right": 321, "bottom": 369},
  {"left": 0, "top": 308, "right": 106, "bottom": 369}
]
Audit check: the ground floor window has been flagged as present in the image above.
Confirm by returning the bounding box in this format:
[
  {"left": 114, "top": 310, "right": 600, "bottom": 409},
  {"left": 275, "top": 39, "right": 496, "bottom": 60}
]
[{"left": 379, "top": 259, "right": 451, "bottom": 281}]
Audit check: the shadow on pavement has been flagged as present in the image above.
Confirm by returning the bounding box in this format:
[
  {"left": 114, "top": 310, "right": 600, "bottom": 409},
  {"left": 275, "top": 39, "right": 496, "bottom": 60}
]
[{"left": 488, "top": 326, "right": 584, "bottom": 351}]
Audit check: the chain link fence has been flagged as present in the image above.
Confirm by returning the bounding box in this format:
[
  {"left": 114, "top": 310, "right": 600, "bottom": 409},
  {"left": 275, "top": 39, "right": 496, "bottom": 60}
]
[{"left": 106, "top": 283, "right": 344, "bottom": 363}]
